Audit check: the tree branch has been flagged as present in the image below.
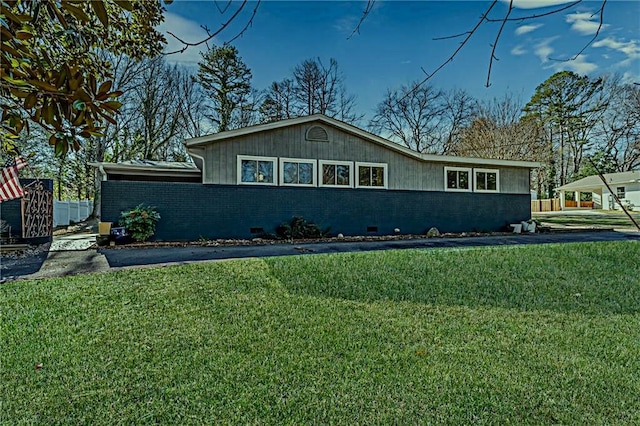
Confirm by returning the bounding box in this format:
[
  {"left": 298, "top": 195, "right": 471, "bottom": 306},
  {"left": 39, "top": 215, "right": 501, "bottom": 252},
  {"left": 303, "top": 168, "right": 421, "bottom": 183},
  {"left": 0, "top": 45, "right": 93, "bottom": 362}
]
[
  {"left": 549, "top": 0, "right": 607, "bottom": 62},
  {"left": 347, "top": 0, "right": 375, "bottom": 39},
  {"left": 486, "top": 0, "right": 513, "bottom": 87},
  {"left": 225, "top": 0, "right": 261, "bottom": 45},
  {"left": 165, "top": 0, "right": 249, "bottom": 55}
]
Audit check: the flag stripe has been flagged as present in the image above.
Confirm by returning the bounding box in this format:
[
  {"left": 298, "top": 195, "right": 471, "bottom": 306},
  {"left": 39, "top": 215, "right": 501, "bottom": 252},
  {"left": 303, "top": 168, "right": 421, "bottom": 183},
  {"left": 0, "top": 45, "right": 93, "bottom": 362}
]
[{"left": 0, "top": 157, "right": 27, "bottom": 203}]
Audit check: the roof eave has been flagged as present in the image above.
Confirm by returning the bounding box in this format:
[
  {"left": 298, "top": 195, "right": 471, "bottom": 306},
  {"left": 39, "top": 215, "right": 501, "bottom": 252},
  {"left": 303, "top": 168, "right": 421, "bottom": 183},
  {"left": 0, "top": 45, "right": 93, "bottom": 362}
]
[{"left": 184, "top": 114, "right": 542, "bottom": 169}]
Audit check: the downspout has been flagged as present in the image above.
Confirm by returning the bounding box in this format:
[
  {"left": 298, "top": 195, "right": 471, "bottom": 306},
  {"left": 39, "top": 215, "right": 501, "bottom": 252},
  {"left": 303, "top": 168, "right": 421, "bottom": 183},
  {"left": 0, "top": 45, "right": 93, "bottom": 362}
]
[
  {"left": 98, "top": 165, "right": 107, "bottom": 181},
  {"left": 187, "top": 148, "right": 206, "bottom": 184}
]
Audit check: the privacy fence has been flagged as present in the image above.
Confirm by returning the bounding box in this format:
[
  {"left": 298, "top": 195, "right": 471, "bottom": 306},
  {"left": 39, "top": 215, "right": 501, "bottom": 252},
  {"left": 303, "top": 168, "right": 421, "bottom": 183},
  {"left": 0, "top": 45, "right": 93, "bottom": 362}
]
[{"left": 53, "top": 200, "right": 93, "bottom": 227}]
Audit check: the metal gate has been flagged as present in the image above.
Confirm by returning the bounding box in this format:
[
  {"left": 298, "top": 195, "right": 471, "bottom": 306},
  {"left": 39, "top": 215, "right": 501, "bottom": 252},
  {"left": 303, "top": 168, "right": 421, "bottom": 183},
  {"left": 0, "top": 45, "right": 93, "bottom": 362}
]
[{"left": 21, "top": 180, "right": 53, "bottom": 238}]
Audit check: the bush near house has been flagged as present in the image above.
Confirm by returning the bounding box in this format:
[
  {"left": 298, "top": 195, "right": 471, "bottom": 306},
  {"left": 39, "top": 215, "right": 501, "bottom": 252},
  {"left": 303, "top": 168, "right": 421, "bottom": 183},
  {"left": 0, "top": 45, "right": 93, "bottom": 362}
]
[{"left": 119, "top": 204, "right": 160, "bottom": 242}]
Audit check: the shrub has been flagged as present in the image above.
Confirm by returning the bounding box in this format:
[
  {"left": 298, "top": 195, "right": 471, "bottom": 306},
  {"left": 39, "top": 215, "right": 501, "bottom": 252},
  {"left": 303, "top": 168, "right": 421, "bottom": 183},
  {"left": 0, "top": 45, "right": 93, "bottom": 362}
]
[
  {"left": 119, "top": 205, "right": 161, "bottom": 242},
  {"left": 276, "top": 216, "right": 329, "bottom": 239}
]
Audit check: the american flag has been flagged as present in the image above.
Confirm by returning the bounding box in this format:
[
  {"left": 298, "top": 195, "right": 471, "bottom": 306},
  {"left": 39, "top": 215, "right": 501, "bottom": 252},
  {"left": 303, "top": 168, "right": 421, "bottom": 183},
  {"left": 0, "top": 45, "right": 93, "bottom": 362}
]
[{"left": 0, "top": 157, "right": 28, "bottom": 203}]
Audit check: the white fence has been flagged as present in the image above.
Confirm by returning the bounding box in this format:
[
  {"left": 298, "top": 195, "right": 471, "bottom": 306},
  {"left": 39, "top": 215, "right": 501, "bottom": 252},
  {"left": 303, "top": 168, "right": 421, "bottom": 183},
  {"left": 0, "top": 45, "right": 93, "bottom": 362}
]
[{"left": 53, "top": 200, "right": 93, "bottom": 227}]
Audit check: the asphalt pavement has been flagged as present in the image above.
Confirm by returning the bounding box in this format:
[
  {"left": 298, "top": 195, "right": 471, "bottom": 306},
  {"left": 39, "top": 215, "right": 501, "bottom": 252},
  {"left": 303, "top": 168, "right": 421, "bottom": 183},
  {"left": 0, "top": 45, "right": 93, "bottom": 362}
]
[
  {"left": 101, "top": 230, "right": 639, "bottom": 267},
  {"left": 2, "top": 229, "right": 638, "bottom": 281}
]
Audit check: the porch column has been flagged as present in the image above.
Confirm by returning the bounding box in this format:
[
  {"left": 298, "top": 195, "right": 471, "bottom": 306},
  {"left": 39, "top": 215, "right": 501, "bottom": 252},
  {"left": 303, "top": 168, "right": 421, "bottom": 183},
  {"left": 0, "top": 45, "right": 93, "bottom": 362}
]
[
  {"left": 575, "top": 191, "right": 580, "bottom": 208},
  {"left": 560, "top": 190, "right": 565, "bottom": 210}
]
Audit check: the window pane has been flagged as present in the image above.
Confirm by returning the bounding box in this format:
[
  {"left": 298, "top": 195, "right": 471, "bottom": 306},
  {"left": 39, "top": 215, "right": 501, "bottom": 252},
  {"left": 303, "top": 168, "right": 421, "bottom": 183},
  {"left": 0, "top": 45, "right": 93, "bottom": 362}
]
[
  {"left": 336, "top": 165, "right": 350, "bottom": 186},
  {"left": 372, "top": 167, "right": 385, "bottom": 186},
  {"left": 617, "top": 187, "right": 625, "bottom": 198},
  {"left": 323, "top": 164, "right": 336, "bottom": 185},
  {"left": 476, "top": 172, "right": 486, "bottom": 190},
  {"left": 283, "top": 162, "right": 298, "bottom": 184},
  {"left": 258, "top": 161, "right": 273, "bottom": 183},
  {"left": 447, "top": 170, "right": 457, "bottom": 189},
  {"left": 487, "top": 172, "right": 497, "bottom": 191},
  {"left": 359, "top": 166, "right": 371, "bottom": 186},
  {"left": 459, "top": 171, "right": 469, "bottom": 189},
  {"left": 241, "top": 160, "right": 257, "bottom": 182},
  {"left": 298, "top": 162, "right": 313, "bottom": 184}
]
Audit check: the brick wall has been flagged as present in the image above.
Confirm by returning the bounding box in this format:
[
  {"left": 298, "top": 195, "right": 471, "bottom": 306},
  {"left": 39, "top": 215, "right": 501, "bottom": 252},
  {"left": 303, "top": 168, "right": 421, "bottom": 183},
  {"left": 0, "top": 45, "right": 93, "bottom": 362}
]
[{"left": 101, "top": 181, "right": 531, "bottom": 241}]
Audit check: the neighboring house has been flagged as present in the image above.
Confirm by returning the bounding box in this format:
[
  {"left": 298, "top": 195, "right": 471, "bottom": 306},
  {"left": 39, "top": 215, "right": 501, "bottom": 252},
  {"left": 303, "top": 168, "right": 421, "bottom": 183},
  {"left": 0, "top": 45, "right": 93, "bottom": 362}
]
[
  {"left": 95, "top": 114, "right": 540, "bottom": 241},
  {"left": 555, "top": 171, "right": 640, "bottom": 211}
]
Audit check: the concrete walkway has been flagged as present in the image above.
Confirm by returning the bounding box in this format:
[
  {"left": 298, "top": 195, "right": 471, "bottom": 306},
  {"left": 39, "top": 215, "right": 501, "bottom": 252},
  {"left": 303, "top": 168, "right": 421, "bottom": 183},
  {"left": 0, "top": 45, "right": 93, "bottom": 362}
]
[{"left": 2, "top": 229, "right": 635, "bottom": 281}]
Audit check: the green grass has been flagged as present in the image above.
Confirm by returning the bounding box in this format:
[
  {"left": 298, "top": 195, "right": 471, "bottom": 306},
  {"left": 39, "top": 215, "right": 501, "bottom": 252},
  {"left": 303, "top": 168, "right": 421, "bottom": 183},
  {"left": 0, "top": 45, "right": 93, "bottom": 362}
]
[
  {"left": 2, "top": 241, "right": 640, "bottom": 424},
  {"left": 535, "top": 211, "right": 640, "bottom": 228}
]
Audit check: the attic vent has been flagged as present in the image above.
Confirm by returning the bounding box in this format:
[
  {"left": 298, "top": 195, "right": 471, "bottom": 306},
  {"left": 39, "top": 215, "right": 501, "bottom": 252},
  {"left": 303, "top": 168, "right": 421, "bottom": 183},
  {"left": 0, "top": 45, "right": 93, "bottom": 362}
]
[{"left": 306, "top": 125, "right": 329, "bottom": 142}]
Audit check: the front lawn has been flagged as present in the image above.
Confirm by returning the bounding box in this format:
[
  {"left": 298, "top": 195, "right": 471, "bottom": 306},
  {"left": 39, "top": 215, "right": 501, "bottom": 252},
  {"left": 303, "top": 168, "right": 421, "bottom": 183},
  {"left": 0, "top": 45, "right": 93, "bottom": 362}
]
[{"left": 2, "top": 241, "right": 639, "bottom": 423}]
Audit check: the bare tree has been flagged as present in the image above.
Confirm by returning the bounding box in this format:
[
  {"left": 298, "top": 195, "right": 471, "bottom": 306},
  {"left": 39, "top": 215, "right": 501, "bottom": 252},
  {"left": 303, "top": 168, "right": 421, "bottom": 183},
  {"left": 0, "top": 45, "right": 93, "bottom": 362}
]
[
  {"left": 369, "top": 82, "right": 475, "bottom": 154},
  {"left": 450, "top": 95, "right": 545, "bottom": 160},
  {"left": 260, "top": 79, "right": 296, "bottom": 123},
  {"left": 260, "top": 58, "right": 362, "bottom": 124},
  {"left": 598, "top": 77, "right": 640, "bottom": 171}
]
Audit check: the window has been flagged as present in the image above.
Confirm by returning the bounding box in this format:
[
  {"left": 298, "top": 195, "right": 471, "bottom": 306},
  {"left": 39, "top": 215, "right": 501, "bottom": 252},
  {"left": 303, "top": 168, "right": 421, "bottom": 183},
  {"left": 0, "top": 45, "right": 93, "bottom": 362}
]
[
  {"left": 444, "top": 167, "right": 471, "bottom": 192},
  {"left": 319, "top": 160, "right": 353, "bottom": 188},
  {"left": 617, "top": 187, "right": 626, "bottom": 199},
  {"left": 474, "top": 168, "right": 499, "bottom": 192},
  {"left": 279, "top": 158, "right": 317, "bottom": 186},
  {"left": 356, "top": 162, "right": 387, "bottom": 189},
  {"left": 237, "top": 155, "right": 277, "bottom": 185}
]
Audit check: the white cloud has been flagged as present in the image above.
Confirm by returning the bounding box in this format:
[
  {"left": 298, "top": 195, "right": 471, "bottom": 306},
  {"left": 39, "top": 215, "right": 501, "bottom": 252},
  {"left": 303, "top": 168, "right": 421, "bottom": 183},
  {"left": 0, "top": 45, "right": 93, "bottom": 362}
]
[
  {"left": 505, "top": 0, "right": 576, "bottom": 9},
  {"left": 622, "top": 71, "right": 640, "bottom": 85},
  {"left": 511, "top": 45, "right": 527, "bottom": 55},
  {"left": 565, "top": 11, "right": 609, "bottom": 35},
  {"left": 549, "top": 54, "right": 598, "bottom": 74},
  {"left": 534, "top": 37, "right": 558, "bottom": 63},
  {"left": 515, "top": 24, "right": 543, "bottom": 36},
  {"left": 157, "top": 13, "right": 211, "bottom": 66},
  {"left": 593, "top": 37, "right": 640, "bottom": 59}
]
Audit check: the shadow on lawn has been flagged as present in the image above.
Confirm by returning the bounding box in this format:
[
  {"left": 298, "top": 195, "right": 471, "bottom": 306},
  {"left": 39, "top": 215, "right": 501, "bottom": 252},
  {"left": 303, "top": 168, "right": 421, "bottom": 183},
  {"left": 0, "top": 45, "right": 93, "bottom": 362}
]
[{"left": 265, "top": 246, "right": 640, "bottom": 316}]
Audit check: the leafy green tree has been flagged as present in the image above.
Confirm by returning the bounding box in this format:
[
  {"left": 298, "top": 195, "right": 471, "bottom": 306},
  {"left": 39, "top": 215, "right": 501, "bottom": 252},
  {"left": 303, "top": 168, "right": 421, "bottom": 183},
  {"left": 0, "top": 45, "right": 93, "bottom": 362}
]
[
  {"left": 1, "top": 0, "right": 165, "bottom": 156},
  {"left": 524, "top": 71, "right": 607, "bottom": 197},
  {"left": 195, "top": 45, "right": 252, "bottom": 132},
  {"left": 574, "top": 149, "right": 618, "bottom": 180}
]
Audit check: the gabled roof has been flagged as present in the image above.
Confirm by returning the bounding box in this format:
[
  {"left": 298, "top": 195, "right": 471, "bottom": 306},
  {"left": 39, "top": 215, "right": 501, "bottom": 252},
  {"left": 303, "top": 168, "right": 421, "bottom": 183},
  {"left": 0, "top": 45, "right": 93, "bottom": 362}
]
[
  {"left": 89, "top": 160, "right": 201, "bottom": 177},
  {"left": 556, "top": 170, "right": 640, "bottom": 191},
  {"left": 185, "top": 114, "right": 542, "bottom": 169}
]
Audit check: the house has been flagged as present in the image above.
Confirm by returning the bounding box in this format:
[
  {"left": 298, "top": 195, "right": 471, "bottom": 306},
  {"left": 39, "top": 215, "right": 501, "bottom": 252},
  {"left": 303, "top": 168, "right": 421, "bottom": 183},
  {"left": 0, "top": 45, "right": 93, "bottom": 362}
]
[
  {"left": 95, "top": 114, "right": 540, "bottom": 241},
  {"left": 555, "top": 170, "right": 640, "bottom": 211}
]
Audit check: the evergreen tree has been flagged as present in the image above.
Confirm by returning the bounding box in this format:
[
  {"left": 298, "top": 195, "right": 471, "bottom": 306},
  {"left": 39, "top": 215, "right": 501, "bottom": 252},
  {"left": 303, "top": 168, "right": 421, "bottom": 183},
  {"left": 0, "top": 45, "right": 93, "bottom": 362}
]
[{"left": 196, "top": 45, "right": 252, "bottom": 132}]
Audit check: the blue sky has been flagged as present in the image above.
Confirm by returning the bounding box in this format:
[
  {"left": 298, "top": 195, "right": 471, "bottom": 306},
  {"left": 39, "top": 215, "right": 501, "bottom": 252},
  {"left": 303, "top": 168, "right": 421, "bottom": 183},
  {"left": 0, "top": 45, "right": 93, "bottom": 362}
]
[{"left": 159, "top": 1, "right": 640, "bottom": 121}]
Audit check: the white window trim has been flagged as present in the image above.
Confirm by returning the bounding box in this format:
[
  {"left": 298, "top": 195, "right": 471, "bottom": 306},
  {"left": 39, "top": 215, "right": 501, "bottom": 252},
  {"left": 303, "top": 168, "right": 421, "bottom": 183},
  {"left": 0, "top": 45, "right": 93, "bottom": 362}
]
[
  {"left": 237, "top": 155, "right": 278, "bottom": 186},
  {"left": 616, "top": 187, "right": 626, "bottom": 199},
  {"left": 444, "top": 166, "right": 472, "bottom": 192},
  {"left": 318, "top": 160, "right": 354, "bottom": 188},
  {"left": 473, "top": 168, "right": 500, "bottom": 193},
  {"left": 355, "top": 162, "right": 388, "bottom": 189},
  {"left": 279, "top": 157, "right": 318, "bottom": 187}
]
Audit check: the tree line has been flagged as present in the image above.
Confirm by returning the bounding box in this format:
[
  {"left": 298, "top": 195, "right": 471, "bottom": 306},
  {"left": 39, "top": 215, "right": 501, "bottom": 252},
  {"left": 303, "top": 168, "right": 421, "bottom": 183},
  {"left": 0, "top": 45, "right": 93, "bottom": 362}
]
[{"left": 5, "top": 44, "right": 639, "bottom": 202}]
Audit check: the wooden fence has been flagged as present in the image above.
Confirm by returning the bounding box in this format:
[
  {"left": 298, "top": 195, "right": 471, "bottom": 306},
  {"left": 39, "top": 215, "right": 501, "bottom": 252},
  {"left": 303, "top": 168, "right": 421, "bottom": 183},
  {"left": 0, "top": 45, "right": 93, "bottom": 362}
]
[
  {"left": 531, "top": 199, "right": 561, "bottom": 212},
  {"left": 564, "top": 200, "right": 594, "bottom": 208}
]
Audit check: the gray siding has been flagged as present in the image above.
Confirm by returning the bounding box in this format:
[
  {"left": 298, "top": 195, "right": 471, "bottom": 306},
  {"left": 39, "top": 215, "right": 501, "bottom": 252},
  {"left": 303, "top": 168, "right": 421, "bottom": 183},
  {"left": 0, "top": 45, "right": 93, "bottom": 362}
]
[
  {"left": 101, "top": 181, "right": 531, "bottom": 241},
  {"left": 202, "top": 121, "right": 531, "bottom": 194}
]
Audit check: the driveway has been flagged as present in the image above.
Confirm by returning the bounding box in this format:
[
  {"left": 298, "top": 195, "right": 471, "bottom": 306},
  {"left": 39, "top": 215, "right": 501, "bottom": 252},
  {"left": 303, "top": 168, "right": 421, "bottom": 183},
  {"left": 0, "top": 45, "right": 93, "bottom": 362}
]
[
  {"left": 99, "top": 230, "right": 640, "bottom": 268},
  {"left": 2, "top": 230, "right": 638, "bottom": 281}
]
